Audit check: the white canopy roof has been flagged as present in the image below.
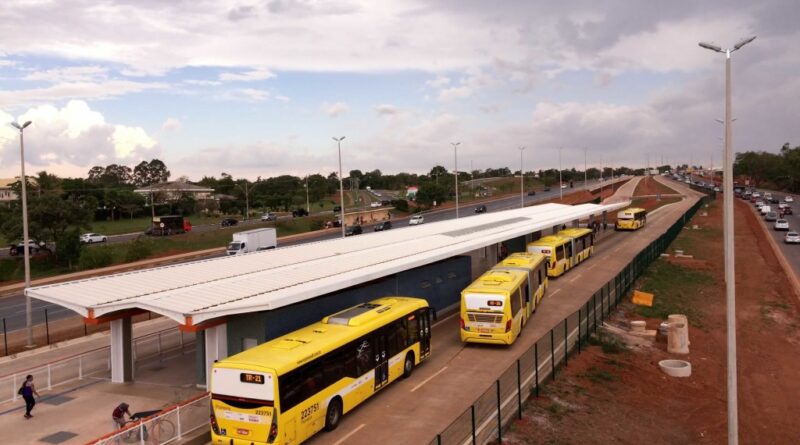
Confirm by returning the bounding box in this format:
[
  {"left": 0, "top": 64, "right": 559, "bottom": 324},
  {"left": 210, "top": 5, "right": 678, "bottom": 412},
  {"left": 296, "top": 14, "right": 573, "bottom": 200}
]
[{"left": 26, "top": 202, "right": 628, "bottom": 326}]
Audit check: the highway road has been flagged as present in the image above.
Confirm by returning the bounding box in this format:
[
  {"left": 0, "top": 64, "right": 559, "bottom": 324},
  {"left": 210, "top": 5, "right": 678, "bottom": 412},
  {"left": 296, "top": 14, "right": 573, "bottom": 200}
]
[
  {"left": 0, "top": 179, "right": 627, "bottom": 333},
  {"left": 747, "top": 187, "right": 800, "bottom": 277}
]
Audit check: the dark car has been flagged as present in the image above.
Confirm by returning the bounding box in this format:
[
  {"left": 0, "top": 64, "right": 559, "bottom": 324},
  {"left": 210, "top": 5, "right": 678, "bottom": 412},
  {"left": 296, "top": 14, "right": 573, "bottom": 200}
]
[
  {"left": 374, "top": 221, "right": 392, "bottom": 231},
  {"left": 221, "top": 218, "right": 238, "bottom": 227},
  {"left": 292, "top": 208, "right": 309, "bottom": 217},
  {"left": 333, "top": 205, "right": 342, "bottom": 212},
  {"left": 783, "top": 206, "right": 793, "bottom": 215},
  {"left": 475, "top": 205, "right": 487, "bottom": 214},
  {"left": 344, "top": 225, "right": 363, "bottom": 236},
  {"left": 543, "top": 186, "right": 551, "bottom": 192},
  {"left": 527, "top": 190, "right": 536, "bottom": 196},
  {"left": 769, "top": 197, "right": 780, "bottom": 204}
]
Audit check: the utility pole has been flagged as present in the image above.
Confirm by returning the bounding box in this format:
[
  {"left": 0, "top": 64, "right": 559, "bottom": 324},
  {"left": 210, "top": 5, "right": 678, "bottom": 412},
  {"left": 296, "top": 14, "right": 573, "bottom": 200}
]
[
  {"left": 333, "top": 136, "right": 347, "bottom": 238},
  {"left": 451, "top": 142, "right": 461, "bottom": 218},
  {"left": 518, "top": 146, "right": 526, "bottom": 208},
  {"left": 584, "top": 147, "right": 588, "bottom": 190},
  {"left": 558, "top": 147, "right": 563, "bottom": 201},
  {"left": 700, "top": 35, "right": 756, "bottom": 445},
  {"left": 11, "top": 121, "right": 33, "bottom": 347}
]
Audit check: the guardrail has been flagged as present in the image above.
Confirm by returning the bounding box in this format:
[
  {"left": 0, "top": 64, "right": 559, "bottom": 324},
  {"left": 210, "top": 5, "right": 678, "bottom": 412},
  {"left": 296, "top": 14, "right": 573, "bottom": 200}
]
[
  {"left": 87, "top": 392, "right": 210, "bottom": 445},
  {"left": 427, "top": 194, "right": 708, "bottom": 445},
  {"left": 1, "top": 326, "right": 194, "bottom": 406}
]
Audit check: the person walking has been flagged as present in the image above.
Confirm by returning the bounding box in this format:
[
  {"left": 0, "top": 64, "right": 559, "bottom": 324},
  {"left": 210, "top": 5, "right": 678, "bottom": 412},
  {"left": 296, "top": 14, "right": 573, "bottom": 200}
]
[
  {"left": 112, "top": 402, "right": 132, "bottom": 430},
  {"left": 20, "top": 374, "right": 40, "bottom": 419}
]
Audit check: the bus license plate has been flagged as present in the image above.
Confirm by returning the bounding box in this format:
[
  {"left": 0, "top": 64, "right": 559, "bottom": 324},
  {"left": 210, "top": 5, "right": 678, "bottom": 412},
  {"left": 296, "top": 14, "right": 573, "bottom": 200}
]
[{"left": 479, "top": 328, "right": 491, "bottom": 333}]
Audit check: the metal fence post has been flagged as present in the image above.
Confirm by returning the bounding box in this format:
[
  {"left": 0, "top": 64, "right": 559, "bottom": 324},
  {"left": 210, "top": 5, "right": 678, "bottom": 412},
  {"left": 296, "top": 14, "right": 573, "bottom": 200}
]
[
  {"left": 437, "top": 434, "right": 442, "bottom": 445},
  {"left": 12, "top": 374, "right": 16, "bottom": 401},
  {"left": 84, "top": 322, "right": 88, "bottom": 337},
  {"left": 45, "top": 308, "right": 50, "bottom": 345},
  {"left": 471, "top": 404, "right": 476, "bottom": 445},
  {"left": 3, "top": 318, "right": 7, "bottom": 356},
  {"left": 593, "top": 294, "right": 597, "bottom": 332},
  {"left": 516, "top": 359, "right": 522, "bottom": 419},
  {"left": 563, "top": 318, "right": 568, "bottom": 368},
  {"left": 79, "top": 356, "right": 83, "bottom": 380},
  {"left": 157, "top": 332, "right": 162, "bottom": 360},
  {"left": 47, "top": 364, "right": 52, "bottom": 390},
  {"left": 550, "top": 328, "right": 555, "bottom": 381},
  {"left": 534, "top": 343, "right": 539, "bottom": 398},
  {"left": 139, "top": 422, "right": 145, "bottom": 445},
  {"left": 496, "top": 380, "right": 502, "bottom": 443},
  {"left": 577, "top": 309, "right": 582, "bottom": 353}
]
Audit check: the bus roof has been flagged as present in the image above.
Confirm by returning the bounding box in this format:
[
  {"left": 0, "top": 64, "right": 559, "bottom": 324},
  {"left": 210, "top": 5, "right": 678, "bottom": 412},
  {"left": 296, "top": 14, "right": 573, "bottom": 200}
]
[
  {"left": 528, "top": 235, "right": 571, "bottom": 249},
  {"left": 463, "top": 269, "right": 528, "bottom": 295},
  {"left": 620, "top": 207, "right": 646, "bottom": 215},
  {"left": 557, "top": 227, "right": 593, "bottom": 238},
  {"left": 214, "top": 297, "right": 428, "bottom": 376},
  {"left": 497, "top": 252, "right": 546, "bottom": 270}
]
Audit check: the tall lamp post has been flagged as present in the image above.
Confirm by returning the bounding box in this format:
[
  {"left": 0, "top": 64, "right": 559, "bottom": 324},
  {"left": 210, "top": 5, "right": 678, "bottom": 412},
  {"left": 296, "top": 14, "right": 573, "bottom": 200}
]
[
  {"left": 518, "top": 146, "right": 526, "bottom": 208},
  {"left": 451, "top": 142, "right": 460, "bottom": 218},
  {"left": 558, "top": 147, "right": 563, "bottom": 201},
  {"left": 584, "top": 147, "right": 588, "bottom": 190},
  {"left": 11, "top": 120, "right": 33, "bottom": 347},
  {"left": 333, "top": 136, "right": 346, "bottom": 238},
  {"left": 700, "top": 35, "right": 756, "bottom": 445},
  {"left": 305, "top": 175, "right": 310, "bottom": 214}
]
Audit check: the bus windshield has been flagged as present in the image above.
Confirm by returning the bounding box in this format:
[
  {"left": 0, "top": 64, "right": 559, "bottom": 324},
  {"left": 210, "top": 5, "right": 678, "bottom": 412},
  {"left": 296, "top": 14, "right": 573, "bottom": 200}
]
[{"left": 463, "top": 292, "right": 505, "bottom": 312}]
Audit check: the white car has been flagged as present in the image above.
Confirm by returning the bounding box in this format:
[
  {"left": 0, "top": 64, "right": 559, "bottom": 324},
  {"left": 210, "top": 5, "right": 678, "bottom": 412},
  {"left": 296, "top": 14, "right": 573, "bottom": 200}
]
[
  {"left": 778, "top": 202, "right": 788, "bottom": 209},
  {"left": 752, "top": 192, "right": 761, "bottom": 199},
  {"left": 774, "top": 219, "right": 790, "bottom": 231},
  {"left": 785, "top": 196, "right": 794, "bottom": 203},
  {"left": 560, "top": 184, "right": 568, "bottom": 189},
  {"left": 409, "top": 215, "right": 424, "bottom": 225},
  {"left": 370, "top": 201, "right": 382, "bottom": 208},
  {"left": 785, "top": 231, "right": 800, "bottom": 244},
  {"left": 80, "top": 233, "right": 107, "bottom": 243}
]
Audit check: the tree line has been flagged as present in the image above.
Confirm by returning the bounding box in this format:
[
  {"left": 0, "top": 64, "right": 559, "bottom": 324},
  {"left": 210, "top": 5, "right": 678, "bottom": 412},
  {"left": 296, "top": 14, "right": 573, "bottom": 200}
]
[{"left": 733, "top": 143, "right": 800, "bottom": 192}]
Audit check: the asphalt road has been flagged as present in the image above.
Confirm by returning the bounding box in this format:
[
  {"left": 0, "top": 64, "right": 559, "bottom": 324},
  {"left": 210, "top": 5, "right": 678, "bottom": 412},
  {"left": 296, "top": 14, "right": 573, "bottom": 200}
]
[
  {"left": 747, "top": 187, "right": 800, "bottom": 277},
  {"left": 0, "top": 179, "right": 626, "bottom": 332}
]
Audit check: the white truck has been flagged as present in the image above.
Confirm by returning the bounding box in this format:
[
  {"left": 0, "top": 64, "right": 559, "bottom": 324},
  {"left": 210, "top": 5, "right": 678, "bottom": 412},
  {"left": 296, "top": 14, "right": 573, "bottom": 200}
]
[{"left": 226, "top": 228, "right": 277, "bottom": 256}]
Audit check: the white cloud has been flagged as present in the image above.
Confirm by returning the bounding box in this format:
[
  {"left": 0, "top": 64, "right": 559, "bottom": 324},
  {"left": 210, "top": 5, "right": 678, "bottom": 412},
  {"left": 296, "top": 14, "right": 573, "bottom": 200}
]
[
  {"left": 425, "top": 75, "right": 451, "bottom": 88},
  {"left": 0, "top": 101, "right": 161, "bottom": 177},
  {"left": 321, "top": 101, "right": 348, "bottom": 117},
  {"left": 375, "top": 104, "right": 399, "bottom": 116},
  {"left": 161, "top": 117, "right": 182, "bottom": 132},
  {"left": 0, "top": 80, "right": 168, "bottom": 108},
  {"left": 275, "top": 95, "right": 290, "bottom": 102},
  {"left": 216, "top": 88, "right": 271, "bottom": 102},
  {"left": 219, "top": 68, "right": 276, "bottom": 82},
  {"left": 24, "top": 66, "right": 108, "bottom": 83},
  {"left": 185, "top": 79, "right": 222, "bottom": 86},
  {"left": 438, "top": 86, "right": 472, "bottom": 101}
]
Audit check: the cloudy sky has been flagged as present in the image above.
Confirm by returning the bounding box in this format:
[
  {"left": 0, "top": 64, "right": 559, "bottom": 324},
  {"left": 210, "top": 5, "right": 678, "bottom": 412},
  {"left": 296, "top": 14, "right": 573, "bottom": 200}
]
[{"left": 0, "top": 0, "right": 797, "bottom": 181}]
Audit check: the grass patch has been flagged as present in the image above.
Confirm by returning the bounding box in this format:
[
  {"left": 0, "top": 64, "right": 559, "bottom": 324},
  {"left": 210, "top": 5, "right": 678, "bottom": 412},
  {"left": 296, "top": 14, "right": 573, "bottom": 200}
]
[
  {"left": 587, "top": 332, "right": 625, "bottom": 354},
  {"left": 582, "top": 366, "right": 619, "bottom": 384},
  {"left": 634, "top": 259, "right": 714, "bottom": 323},
  {"left": 546, "top": 401, "right": 570, "bottom": 420}
]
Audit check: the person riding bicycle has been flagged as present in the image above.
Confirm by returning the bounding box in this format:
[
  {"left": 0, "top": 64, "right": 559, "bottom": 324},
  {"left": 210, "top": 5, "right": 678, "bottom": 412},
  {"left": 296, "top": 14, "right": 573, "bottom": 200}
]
[{"left": 112, "top": 402, "right": 131, "bottom": 429}]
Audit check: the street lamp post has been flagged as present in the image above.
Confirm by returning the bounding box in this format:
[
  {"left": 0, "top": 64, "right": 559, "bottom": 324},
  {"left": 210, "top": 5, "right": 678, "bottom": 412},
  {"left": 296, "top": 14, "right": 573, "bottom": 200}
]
[
  {"left": 305, "top": 176, "right": 310, "bottom": 214},
  {"left": 558, "top": 147, "right": 563, "bottom": 200},
  {"left": 451, "top": 142, "right": 460, "bottom": 218},
  {"left": 700, "top": 35, "right": 756, "bottom": 445},
  {"left": 11, "top": 120, "right": 33, "bottom": 347},
  {"left": 333, "top": 136, "right": 346, "bottom": 238},
  {"left": 584, "top": 147, "right": 588, "bottom": 191},
  {"left": 518, "top": 147, "right": 526, "bottom": 208}
]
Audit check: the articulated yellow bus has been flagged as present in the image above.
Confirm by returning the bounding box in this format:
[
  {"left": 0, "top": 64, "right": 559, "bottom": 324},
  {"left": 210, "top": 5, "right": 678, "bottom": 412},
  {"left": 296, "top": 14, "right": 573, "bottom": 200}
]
[
  {"left": 460, "top": 269, "right": 529, "bottom": 345},
  {"left": 615, "top": 207, "right": 647, "bottom": 230},
  {"left": 210, "top": 297, "right": 432, "bottom": 445},
  {"left": 527, "top": 228, "right": 595, "bottom": 277},
  {"left": 494, "top": 252, "right": 548, "bottom": 318}
]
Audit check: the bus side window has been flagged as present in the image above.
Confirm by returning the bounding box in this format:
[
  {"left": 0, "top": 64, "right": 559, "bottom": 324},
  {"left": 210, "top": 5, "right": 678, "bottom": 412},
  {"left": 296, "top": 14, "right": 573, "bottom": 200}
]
[
  {"left": 510, "top": 287, "right": 521, "bottom": 315},
  {"left": 408, "top": 314, "right": 420, "bottom": 345},
  {"left": 538, "top": 267, "right": 542, "bottom": 286},
  {"left": 355, "top": 338, "right": 373, "bottom": 376}
]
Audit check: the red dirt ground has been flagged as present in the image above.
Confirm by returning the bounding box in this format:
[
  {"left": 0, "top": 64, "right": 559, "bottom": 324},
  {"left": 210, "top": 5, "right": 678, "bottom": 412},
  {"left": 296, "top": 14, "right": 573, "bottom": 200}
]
[
  {"left": 633, "top": 176, "right": 681, "bottom": 196},
  {"left": 502, "top": 195, "right": 800, "bottom": 444}
]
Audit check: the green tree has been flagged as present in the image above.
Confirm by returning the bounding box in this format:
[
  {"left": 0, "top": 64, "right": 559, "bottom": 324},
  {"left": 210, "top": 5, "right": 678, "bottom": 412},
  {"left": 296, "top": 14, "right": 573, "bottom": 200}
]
[
  {"left": 55, "top": 227, "right": 82, "bottom": 269},
  {"left": 133, "top": 159, "right": 171, "bottom": 186}
]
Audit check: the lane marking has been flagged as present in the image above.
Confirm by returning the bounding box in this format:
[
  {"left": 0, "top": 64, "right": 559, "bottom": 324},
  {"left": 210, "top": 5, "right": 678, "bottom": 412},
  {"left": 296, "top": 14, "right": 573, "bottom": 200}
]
[
  {"left": 569, "top": 276, "right": 580, "bottom": 283},
  {"left": 549, "top": 289, "right": 562, "bottom": 297},
  {"left": 410, "top": 366, "right": 449, "bottom": 392},
  {"left": 586, "top": 263, "right": 598, "bottom": 270},
  {"left": 332, "top": 423, "right": 367, "bottom": 445}
]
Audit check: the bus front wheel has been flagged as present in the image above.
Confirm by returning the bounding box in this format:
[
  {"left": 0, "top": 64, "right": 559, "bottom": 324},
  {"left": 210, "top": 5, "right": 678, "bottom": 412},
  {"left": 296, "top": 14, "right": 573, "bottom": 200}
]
[
  {"left": 324, "top": 398, "right": 343, "bottom": 432},
  {"left": 403, "top": 352, "right": 415, "bottom": 378}
]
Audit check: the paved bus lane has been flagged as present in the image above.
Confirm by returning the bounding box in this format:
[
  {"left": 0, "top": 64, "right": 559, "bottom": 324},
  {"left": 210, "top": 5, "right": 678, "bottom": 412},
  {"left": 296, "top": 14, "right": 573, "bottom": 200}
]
[{"left": 307, "top": 178, "right": 700, "bottom": 445}]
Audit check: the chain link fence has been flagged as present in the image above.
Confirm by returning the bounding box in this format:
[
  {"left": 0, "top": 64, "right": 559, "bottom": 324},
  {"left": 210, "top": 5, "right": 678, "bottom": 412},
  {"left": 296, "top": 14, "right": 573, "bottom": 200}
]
[{"left": 428, "top": 193, "right": 709, "bottom": 445}]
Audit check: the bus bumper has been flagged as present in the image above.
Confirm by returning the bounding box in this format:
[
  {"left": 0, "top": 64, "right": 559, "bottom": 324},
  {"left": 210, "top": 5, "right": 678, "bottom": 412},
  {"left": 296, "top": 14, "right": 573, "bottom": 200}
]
[
  {"left": 211, "top": 432, "right": 268, "bottom": 445},
  {"left": 461, "top": 329, "right": 513, "bottom": 345}
]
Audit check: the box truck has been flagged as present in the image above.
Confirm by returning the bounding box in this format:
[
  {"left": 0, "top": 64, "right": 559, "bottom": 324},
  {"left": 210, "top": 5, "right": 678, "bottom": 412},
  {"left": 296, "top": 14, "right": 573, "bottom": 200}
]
[{"left": 227, "top": 228, "right": 277, "bottom": 255}]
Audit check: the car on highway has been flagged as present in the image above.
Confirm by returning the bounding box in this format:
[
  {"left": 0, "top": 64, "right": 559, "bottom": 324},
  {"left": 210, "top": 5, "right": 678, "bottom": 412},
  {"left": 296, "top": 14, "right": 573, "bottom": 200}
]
[
  {"left": 785, "top": 231, "right": 800, "bottom": 244},
  {"left": 370, "top": 201, "right": 382, "bottom": 208},
  {"left": 785, "top": 196, "right": 794, "bottom": 203},
  {"left": 543, "top": 186, "right": 551, "bottom": 192},
  {"left": 765, "top": 211, "right": 778, "bottom": 222},
  {"left": 8, "top": 239, "right": 47, "bottom": 256},
  {"left": 475, "top": 205, "right": 487, "bottom": 214},
  {"left": 755, "top": 200, "right": 765, "bottom": 209},
  {"left": 221, "top": 218, "right": 238, "bottom": 227},
  {"left": 769, "top": 197, "right": 780, "bottom": 204},
  {"left": 80, "top": 233, "right": 107, "bottom": 244},
  {"left": 527, "top": 190, "right": 536, "bottom": 196},
  {"left": 344, "top": 225, "right": 363, "bottom": 236},
  {"left": 409, "top": 214, "right": 424, "bottom": 225},
  {"left": 774, "top": 219, "right": 790, "bottom": 230},
  {"left": 560, "top": 184, "right": 568, "bottom": 189},
  {"left": 333, "top": 205, "right": 342, "bottom": 212},
  {"left": 761, "top": 205, "right": 772, "bottom": 215},
  {"left": 291, "top": 208, "right": 309, "bottom": 217},
  {"left": 783, "top": 206, "right": 793, "bottom": 215},
  {"left": 260, "top": 212, "right": 276, "bottom": 221},
  {"left": 374, "top": 221, "right": 392, "bottom": 231}
]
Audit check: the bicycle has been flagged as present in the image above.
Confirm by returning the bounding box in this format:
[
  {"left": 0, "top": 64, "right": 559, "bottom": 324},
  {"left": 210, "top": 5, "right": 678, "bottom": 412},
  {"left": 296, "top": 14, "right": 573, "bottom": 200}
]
[{"left": 121, "top": 410, "right": 176, "bottom": 444}]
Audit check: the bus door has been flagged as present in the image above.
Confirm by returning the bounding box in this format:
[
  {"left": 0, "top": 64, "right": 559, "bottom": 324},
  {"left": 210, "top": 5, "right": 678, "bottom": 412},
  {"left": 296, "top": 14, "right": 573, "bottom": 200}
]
[
  {"left": 420, "top": 308, "right": 432, "bottom": 358},
  {"left": 374, "top": 333, "right": 389, "bottom": 390}
]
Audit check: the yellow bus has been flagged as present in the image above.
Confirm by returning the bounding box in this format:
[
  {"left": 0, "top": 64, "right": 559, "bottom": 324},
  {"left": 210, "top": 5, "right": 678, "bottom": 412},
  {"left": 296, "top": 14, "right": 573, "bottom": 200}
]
[
  {"left": 494, "top": 252, "right": 548, "bottom": 318},
  {"left": 527, "top": 228, "right": 595, "bottom": 277},
  {"left": 460, "top": 269, "right": 529, "bottom": 345},
  {"left": 210, "top": 297, "right": 432, "bottom": 445},
  {"left": 615, "top": 207, "right": 647, "bottom": 230}
]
